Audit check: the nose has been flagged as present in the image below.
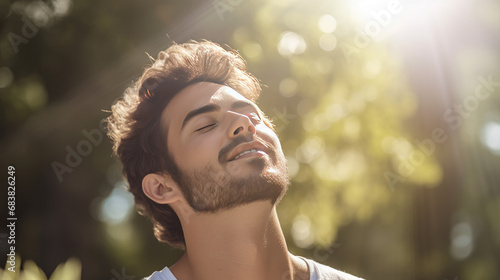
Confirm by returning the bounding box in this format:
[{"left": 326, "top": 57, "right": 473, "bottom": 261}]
[{"left": 227, "top": 112, "right": 256, "bottom": 138}]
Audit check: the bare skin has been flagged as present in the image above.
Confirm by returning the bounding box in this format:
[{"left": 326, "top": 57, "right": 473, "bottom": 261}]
[
  {"left": 142, "top": 82, "right": 309, "bottom": 280},
  {"left": 169, "top": 201, "right": 309, "bottom": 280}
]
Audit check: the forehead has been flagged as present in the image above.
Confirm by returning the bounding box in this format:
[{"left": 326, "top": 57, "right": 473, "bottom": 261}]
[{"left": 160, "top": 81, "right": 253, "bottom": 131}]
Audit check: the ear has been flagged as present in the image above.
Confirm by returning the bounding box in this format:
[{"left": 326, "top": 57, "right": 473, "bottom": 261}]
[{"left": 142, "top": 173, "right": 181, "bottom": 204}]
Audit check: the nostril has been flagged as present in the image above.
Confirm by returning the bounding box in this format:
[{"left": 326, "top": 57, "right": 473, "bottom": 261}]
[{"left": 233, "top": 126, "right": 243, "bottom": 135}]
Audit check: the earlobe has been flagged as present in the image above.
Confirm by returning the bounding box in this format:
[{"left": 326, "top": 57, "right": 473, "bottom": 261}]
[{"left": 142, "top": 173, "right": 180, "bottom": 204}]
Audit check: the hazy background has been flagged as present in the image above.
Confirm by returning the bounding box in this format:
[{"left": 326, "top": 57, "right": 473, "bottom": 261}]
[{"left": 1, "top": 0, "right": 499, "bottom": 279}]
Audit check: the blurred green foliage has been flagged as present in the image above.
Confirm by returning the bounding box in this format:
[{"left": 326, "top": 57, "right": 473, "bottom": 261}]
[
  {"left": 0, "top": 256, "right": 81, "bottom": 280},
  {"left": 230, "top": 0, "right": 441, "bottom": 247}
]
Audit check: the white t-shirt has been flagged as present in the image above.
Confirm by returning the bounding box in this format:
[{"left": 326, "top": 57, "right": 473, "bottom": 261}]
[{"left": 143, "top": 257, "right": 363, "bottom": 280}]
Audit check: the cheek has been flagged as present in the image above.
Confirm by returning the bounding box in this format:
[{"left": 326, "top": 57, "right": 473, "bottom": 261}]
[
  {"left": 258, "top": 124, "right": 284, "bottom": 153},
  {"left": 178, "top": 133, "right": 222, "bottom": 168}
]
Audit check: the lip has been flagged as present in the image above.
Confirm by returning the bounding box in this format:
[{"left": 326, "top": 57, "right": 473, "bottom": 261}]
[
  {"left": 227, "top": 141, "right": 269, "bottom": 162},
  {"left": 232, "top": 149, "right": 267, "bottom": 161}
]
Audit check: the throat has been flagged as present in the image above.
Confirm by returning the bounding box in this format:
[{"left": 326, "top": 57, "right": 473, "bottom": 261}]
[{"left": 177, "top": 202, "right": 293, "bottom": 280}]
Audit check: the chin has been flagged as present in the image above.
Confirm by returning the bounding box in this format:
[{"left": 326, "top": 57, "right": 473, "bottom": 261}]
[
  {"left": 225, "top": 156, "right": 267, "bottom": 175},
  {"left": 180, "top": 154, "right": 289, "bottom": 212}
]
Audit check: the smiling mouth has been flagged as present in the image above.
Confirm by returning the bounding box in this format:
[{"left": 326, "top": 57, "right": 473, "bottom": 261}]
[{"left": 231, "top": 149, "right": 266, "bottom": 161}]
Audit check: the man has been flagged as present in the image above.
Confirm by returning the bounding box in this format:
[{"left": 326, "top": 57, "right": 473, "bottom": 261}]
[{"left": 107, "top": 40, "right": 363, "bottom": 280}]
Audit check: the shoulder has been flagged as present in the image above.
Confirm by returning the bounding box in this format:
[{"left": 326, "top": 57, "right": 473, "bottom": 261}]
[
  {"left": 142, "top": 266, "right": 177, "bottom": 280},
  {"left": 300, "top": 257, "right": 364, "bottom": 280}
]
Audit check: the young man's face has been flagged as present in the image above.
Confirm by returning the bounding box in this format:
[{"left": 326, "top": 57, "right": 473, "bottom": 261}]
[{"left": 161, "top": 82, "right": 289, "bottom": 212}]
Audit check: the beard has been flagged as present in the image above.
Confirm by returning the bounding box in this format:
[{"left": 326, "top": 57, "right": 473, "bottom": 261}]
[{"left": 175, "top": 144, "right": 290, "bottom": 212}]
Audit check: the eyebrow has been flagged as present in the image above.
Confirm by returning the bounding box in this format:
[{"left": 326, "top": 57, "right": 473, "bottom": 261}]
[
  {"left": 231, "top": 100, "right": 256, "bottom": 110},
  {"left": 180, "top": 100, "right": 258, "bottom": 130}
]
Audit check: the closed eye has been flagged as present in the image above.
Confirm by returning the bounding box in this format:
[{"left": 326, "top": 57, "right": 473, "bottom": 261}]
[{"left": 195, "top": 123, "right": 217, "bottom": 132}]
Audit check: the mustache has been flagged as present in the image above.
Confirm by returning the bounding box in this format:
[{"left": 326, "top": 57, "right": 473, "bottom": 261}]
[{"left": 218, "top": 135, "right": 269, "bottom": 163}]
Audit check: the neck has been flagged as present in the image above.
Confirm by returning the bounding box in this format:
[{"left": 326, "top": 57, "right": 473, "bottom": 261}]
[{"left": 170, "top": 201, "right": 306, "bottom": 280}]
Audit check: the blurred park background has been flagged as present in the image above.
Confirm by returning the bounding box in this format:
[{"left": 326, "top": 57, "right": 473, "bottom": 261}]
[{"left": 1, "top": 0, "right": 500, "bottom": 279}]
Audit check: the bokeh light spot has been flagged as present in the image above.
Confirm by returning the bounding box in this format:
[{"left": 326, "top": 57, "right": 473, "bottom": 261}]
[
  {"left": 296, "top": 137, "right": 326, "bottom": 163},
  {"left": 318, "top": 14, "right": 337, "bottom": 33},
  {"left": 279, "top": 78, "right": 298, "bottom": 97},
  {"left": 278, "top": 31, "right": 307, "bottom": 56},
  {"left": 242, "top": 42, "right": 262, "bottom": 61},
  {"left": 99, "top": 183, "right": 134, "bottom": 225},
  {"left": 450, "top": 222, "right": 474, "bottom": 260},
  {"left": 319, "top": 34, "right": 338, "bottom": 51},
  {"left": 292, "top": 215, "right": 315, "bottom": 248},
  {"left": 23, "top": 81, "right": 48, "bottom": 109},
  {"left": 480, "top": 121, "right": 500, "bottom": 154}
]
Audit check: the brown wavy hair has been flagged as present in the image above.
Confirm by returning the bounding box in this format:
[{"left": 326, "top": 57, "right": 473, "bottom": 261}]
[{"left": 106, "top": 40, "right": 272, "bottom": 249}]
